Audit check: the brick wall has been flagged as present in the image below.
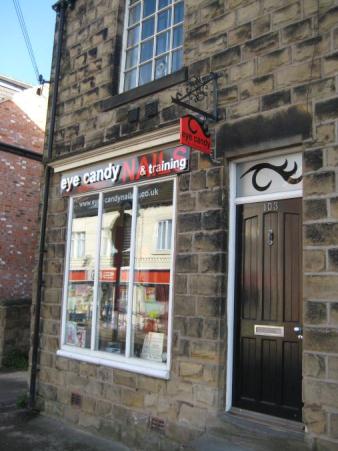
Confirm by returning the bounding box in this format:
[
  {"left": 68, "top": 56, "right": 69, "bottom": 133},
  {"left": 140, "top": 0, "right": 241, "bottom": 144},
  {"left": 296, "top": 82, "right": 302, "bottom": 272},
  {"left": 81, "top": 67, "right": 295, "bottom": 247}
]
[
  {"left": 0, "top": 150, "right": 42, "bottom": 300},
  {"left": 37, "top": 0, "right": 338, "bottom": 449}
]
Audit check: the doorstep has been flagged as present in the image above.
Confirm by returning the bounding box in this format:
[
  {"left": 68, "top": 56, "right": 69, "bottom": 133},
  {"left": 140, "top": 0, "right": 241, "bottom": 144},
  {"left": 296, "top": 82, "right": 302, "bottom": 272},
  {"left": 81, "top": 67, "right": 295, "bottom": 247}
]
[{"left": 190, "top": 408, "right": 312, "bottom": 451}]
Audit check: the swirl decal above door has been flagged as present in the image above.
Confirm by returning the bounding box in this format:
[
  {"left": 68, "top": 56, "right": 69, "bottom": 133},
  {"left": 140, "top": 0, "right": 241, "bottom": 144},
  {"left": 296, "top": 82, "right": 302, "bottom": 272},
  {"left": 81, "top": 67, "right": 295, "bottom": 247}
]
[{"left": 240, "top": 160, "right": 303, "bottom": 192}]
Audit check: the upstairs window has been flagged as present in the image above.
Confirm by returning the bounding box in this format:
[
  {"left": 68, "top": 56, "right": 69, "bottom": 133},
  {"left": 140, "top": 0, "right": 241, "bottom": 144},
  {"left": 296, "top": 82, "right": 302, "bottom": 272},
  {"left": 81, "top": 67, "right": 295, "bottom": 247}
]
[{"left": 120, "top": 0, "right": 184, "bottom": 92}]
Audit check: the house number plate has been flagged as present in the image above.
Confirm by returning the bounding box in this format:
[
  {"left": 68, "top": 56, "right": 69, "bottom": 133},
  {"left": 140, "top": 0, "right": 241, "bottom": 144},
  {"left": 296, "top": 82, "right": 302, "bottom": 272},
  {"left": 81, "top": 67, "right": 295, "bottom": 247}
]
[{"left": 254, "top": 325, "right": 284, "bottom": 337}]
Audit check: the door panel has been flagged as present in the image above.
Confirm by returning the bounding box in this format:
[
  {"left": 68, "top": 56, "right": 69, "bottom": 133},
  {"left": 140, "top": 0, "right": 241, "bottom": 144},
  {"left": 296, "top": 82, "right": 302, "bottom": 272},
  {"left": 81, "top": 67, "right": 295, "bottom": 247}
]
[{"left": 233, "top": 198, "right": 302, "bottom": 421}]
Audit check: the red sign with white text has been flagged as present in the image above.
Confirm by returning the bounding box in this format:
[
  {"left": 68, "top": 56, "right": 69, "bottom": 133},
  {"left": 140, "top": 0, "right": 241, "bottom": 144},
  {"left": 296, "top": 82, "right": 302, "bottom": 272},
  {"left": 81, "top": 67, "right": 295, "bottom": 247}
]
[{"left": 180, "top": 115, "right": 211, "bottom": 154}]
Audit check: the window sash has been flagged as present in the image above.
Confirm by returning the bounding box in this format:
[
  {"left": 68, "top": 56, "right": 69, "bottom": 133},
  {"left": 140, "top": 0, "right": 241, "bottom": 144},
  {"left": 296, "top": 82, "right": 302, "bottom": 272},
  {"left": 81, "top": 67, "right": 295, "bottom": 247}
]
[
  {"left": 60, "top": 177, "right": 177, "bottom": 377},
  {"left": 119, "top": 0, "right": 184, "bottom": 92}
]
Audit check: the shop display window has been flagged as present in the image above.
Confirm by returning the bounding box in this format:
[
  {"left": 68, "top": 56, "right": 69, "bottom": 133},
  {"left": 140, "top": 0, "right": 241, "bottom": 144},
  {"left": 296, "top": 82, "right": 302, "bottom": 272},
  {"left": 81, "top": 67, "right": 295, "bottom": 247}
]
[{"left": 60, "top": 179, "right": 176, "bottom": 378}]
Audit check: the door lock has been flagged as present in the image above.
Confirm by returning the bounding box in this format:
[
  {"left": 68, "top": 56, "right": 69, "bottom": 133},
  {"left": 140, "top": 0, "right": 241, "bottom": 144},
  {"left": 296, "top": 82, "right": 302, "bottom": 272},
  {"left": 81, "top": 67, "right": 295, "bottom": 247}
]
[{"left": 293, "top": 326, "right": 303, "bottom": 340}]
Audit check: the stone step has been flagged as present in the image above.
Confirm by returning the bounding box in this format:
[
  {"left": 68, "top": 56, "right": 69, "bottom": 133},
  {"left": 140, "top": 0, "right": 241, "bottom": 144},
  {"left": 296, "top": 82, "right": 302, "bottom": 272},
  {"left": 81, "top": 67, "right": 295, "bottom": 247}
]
[{"left": 190, "top": 411, "right": 311, "bottom": 451}]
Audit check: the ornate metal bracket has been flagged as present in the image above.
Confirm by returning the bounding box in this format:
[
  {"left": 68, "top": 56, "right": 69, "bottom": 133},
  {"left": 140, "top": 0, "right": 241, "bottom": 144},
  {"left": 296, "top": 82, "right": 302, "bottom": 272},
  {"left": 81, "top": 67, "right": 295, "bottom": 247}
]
[
  {"left": 172, "top": 72, "right": 223, "bottom": 164},
  {"left": 172, "top": 72, "right": 221, "bottom": 122}
]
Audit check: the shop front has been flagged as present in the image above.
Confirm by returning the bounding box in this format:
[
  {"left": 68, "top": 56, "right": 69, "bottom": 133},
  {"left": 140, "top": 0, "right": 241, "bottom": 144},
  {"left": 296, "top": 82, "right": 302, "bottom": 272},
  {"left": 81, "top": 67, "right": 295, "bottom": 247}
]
[{"left": 56, "top": 145, "right": 190, "bottom": 379}]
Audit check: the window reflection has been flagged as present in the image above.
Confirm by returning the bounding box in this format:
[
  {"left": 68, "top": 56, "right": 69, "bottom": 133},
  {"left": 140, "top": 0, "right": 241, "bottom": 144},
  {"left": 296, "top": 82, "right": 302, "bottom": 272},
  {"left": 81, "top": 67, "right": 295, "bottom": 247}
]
[
  {"left": 132, "top": 181, "right": 173, "bottom": 362},
  {"left": 96, "top": 189, "right": 133, "bottom": 356},
  {"left": 66, "top": 195, "right": 99, "bottom": 349}
]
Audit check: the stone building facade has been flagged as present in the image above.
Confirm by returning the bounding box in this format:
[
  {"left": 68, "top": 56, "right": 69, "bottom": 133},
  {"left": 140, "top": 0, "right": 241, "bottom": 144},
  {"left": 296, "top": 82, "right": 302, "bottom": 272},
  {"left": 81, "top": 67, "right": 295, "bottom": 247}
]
[{"left": 35, "top": 0, "right": 338, "bottom": 449}]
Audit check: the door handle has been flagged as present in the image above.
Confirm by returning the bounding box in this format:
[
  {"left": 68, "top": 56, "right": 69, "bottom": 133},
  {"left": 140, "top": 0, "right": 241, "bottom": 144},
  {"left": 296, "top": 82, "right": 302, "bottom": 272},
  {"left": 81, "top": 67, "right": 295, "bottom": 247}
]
[
  {"left": 267, "top": 229, "right": 274, "bottom": 246},
  {"left": 293, "top": 326, "right": 303, "bottom": 340}
]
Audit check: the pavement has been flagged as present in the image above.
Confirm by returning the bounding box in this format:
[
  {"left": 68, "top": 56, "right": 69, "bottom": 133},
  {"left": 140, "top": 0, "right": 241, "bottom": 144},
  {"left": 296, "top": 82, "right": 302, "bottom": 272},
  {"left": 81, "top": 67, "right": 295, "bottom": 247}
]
[
  {"left": 0, "top": 370, "right": 312, "bottom": 451},
  {"left": 0, "top": 370, "right": 129, "bottom": 451}
]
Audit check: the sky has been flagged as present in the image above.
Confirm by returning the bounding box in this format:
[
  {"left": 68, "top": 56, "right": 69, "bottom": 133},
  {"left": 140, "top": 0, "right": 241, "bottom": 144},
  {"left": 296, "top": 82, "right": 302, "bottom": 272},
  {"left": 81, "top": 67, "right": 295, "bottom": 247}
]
[{"left": 0, "top": 0, "right": 56, "bottom": 86}]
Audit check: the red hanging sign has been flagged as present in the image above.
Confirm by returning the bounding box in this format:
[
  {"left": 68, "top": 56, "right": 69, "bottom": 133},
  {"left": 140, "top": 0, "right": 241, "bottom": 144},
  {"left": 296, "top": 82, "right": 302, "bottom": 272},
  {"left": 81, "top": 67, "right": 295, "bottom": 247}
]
[{"left": 180, "top": 115, "right": 211, "bottom": 154}]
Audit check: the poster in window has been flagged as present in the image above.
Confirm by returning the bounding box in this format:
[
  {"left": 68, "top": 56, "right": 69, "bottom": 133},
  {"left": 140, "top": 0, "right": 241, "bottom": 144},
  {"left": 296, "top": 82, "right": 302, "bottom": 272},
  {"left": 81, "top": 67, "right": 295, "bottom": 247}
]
[{"left": 141, "top": 332, "right": 164, "bottom": 362}]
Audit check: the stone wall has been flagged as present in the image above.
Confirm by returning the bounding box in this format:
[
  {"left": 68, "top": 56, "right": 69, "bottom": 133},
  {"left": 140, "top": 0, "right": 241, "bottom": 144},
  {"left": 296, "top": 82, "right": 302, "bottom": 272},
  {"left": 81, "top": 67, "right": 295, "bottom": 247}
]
[
  {"left": 0, "top": 298, "right": 31, "bottom": 367},
  {"left": 36, "top": 0, "right": 338, "bottom": 449}
]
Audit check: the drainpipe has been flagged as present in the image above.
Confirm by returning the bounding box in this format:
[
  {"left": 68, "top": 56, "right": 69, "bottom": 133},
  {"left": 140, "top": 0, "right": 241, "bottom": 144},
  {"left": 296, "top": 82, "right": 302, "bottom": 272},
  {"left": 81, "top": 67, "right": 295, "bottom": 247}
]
[{"left": 29, "top": 0, "right": 75, "bottom": 409}]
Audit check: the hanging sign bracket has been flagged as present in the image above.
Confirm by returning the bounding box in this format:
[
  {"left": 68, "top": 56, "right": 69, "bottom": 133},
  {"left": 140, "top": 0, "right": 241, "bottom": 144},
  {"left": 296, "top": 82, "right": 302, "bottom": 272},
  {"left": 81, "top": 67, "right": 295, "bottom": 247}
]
[{"left": 172, "top": 72, "right": 223, "bottom": 164}]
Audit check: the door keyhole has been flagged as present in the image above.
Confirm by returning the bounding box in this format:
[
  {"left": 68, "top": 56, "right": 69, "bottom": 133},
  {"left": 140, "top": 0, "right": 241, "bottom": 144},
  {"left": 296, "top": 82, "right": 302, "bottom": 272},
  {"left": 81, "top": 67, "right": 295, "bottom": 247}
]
[{"left": 267, "top": 229, "right": 274, "bottom": 246}]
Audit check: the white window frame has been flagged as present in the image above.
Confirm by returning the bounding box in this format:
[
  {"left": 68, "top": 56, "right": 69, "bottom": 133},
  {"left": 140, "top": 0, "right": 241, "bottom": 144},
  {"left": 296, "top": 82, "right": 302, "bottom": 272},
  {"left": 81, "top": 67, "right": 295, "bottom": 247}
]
[
  {"left": 58, "top": 176, "right": 177, "bottom": 379},
  {"left": 119, "top": 0, "right": 184, "bottom": 93}
]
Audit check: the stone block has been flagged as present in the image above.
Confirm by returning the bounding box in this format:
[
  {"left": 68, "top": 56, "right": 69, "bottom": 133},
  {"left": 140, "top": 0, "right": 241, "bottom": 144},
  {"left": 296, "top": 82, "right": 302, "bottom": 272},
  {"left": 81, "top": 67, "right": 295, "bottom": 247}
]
[
  {"left": 293, "top": 36, "right": 330, "bottom": 63},
  {"left": 282, "top": 19, "right": 312, "bottom": 44},
  {"left": 304, "top": 149, "right": 323, "bottom": 171},
  {"left": 316, "top": 97, "right": 338, "bottom": 121},
  {"left": 240, "top": 75, "right": 274, "bottom": 99},
  {"left": 196, "top": 296, "right": 223, "bottom": 317},
  {"left": 305, "top": 275, "right": 338, "bottom": 300},
  {"left": 230, "top": 61, "right": 255, "bottom": 82},
  {"left": 178, "top": 193, "right": 196, "bottom": 212},
  {"left": 319, "top": 6, "right": 338, "bottom": 32},
  {"left": 304, "top": 199, "right": 327, "bottom": 220},
  {"left": 229, "top": 97, "right": 260, "bottom": 119},
  {"left": 262, "top": 90, "right": 291, "bottom": 111},
  {"left": 211, "top": 46, "right": 241, "bottom": 70},
  {"left": 189, "top": 274, "right": 224, "bottom": 297},
  {"left": 178, "top": 403, "right": 207, "bottom": 430},
  {"left": 174, "top": 295, "right": 196, "bottom": 316},
  {"left": 191, "top": 171, "right": 206, "bottom": 191},
  {"left": 276, "top": 60, "right": 321, "bottom": 88},
  {"left": 218, "top": 86, "right": 238, "bottom": 105},
  {"left": 186, "top": 318, "right": 203, "bottom": 338},
  {"left": 304, "top": 328, "right": 338, "bottom": 353},
  {"left": 209, "top": 12, "right": 236, "bottom": 35},
  {"left": 327, "top": 146, "right": 338, "bottom": 167},
  {"left": 176, "top": 254, "right": 198, "bottom": 273},
  {"left": 175, "top": 274, "right": 188, "bottom": 294},
  {"left": 177, "top": 233, "right": 193, "bottom": 253},
  {"left": 243, "top": 32, "right": 279, "bottom": 59},
  {"left": 194, "top": 384, "right": 217, "bottom": 407},
  {"left": 303, "top": 404, "right": 327, "bottom": 434},
  {"left": 273, "top": 2, "right": 302, "bottom": 29},
  {"left": 258, "top": 48, "right": 290, "bottom": 75},
  {"left": 199, "top": 253, "right": 225, "bottom": 273},
  {"left": 305, "top": 223, "right": 338, "bottom": 246},
  {"left": 228, "top": 23, "right": 252, "bottom": 47},
  {"left": 113, "top": 370, "right": 137, "bottom": 389},
  {"left": 293, "top": 78, "right": 335, "bottom": 102},
  {"left": 329, "top": 303, "right": 338, "bottom": 325},
  {"left": 201, "top": 209, "right": 224, "bottom": 230},
  {"left": 304, "top": 353, "right": 326, "bottom": 378},
  {"left": 197, "top": 189, "right": 223, "bottom": 210},
  {"left": 331, "top": 198, "right": 338, "bottom": 219},
  {"left": 304, "top": 249, "right": 326, "bottom": 272},
  {"left": 328, "top": 249, "right": 338, "bottom": 271},
  {"left": 315, "top": 123, "right": 336, "bottom": 146},
  {"left": 328, "top": 356, "right": 338, "bottom": 380},
  {"left": 305, "top": 301, "right": 327, "bottom": 324},
  {"left": 203, "top": 319, "right": 219, "bottom": 340},
  {"left": 120, "top": 388, "right": 144, "bottom": 409},
  {"left": 323, "top": 52, "right": 338, "bottom": 76},
  {"left": 304, "top": 172, "right": 335, "bottom": 196},
  {"left": 178, "top": 213, "right": 201, "bottom": 233},
  {"left": 252, "top": 15, "right": 271, "bottom": 37}
]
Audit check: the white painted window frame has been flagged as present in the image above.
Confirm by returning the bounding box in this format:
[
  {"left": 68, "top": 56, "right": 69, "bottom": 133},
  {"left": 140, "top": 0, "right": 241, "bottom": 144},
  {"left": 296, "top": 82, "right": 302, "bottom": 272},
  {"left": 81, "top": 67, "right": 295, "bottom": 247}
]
[
  {"left": 225, "top": 150, "right": 303, "bottom": 412},
  {"left": 119, "top": 0, "right": 184, "bottom": 93},
  {"left": 58, "top": 175, "right": 177, "bottom": 380}
]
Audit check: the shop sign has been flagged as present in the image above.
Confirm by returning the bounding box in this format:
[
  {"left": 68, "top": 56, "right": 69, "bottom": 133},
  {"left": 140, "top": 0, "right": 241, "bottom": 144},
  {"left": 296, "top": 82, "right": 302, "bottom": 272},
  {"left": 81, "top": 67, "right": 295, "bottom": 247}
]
[
  {"left": 60, "top": 146, "right": 190, "bottom": 196},
  {"left": 180, "top": 115, "right": 211, "bottom": 154}
]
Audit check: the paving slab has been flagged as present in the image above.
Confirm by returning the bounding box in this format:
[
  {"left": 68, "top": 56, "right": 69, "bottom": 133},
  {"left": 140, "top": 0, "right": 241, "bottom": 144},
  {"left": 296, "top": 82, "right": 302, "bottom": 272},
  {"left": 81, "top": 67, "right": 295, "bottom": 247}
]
[{"left": 0, "top": 370, "right": 28, "bottom": 410}]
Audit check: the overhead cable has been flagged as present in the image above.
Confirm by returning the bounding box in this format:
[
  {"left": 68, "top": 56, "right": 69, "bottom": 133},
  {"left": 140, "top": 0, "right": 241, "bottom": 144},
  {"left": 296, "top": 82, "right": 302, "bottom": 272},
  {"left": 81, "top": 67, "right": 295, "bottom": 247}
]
[{"left": 12, "top": 0, "right": 40, "bottom": 83}]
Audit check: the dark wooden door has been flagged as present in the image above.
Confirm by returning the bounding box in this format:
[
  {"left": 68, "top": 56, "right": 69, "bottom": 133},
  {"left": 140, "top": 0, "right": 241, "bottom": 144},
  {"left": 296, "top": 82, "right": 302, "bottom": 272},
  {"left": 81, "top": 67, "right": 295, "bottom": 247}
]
[{"left": 233, "top": 198, "right": 302, "bottom": 421}]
